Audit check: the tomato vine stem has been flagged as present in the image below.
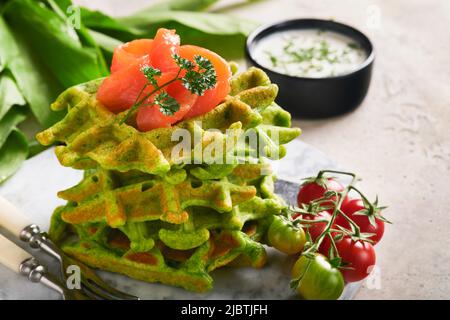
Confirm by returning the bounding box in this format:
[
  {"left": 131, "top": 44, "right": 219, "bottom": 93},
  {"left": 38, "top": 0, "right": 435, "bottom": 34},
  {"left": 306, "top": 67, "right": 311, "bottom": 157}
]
[{"left": 302, "top": 170, "right": 358, "bottom": 259}]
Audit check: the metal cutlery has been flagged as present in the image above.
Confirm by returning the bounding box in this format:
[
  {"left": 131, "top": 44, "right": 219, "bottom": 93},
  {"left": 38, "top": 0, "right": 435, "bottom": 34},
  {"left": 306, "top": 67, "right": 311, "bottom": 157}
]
[
  {"left": 0, "top": 195, "right": 139, "bottom": 300},
  {"left": 0, "top": 233, "right": 90, "bottom": 300}
]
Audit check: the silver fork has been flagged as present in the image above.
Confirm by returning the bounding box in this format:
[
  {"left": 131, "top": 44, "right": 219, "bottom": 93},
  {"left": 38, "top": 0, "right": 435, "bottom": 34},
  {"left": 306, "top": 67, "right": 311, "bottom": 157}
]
[
  {"left": 0, "top": 196, "right": 139, "bottom": 300},
  {"left": 0, "top": 233, "right": 90, "bottom": 300},
  {"left": 20, "top": 224, "right": 138, "bottom": 300}
]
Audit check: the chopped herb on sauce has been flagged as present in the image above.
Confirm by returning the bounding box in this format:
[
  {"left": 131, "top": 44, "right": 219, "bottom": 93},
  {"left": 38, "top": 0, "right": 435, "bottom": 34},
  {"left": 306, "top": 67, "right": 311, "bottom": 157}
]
[{"left": 254, "top": 29, "right": 367, "bottom": 78}]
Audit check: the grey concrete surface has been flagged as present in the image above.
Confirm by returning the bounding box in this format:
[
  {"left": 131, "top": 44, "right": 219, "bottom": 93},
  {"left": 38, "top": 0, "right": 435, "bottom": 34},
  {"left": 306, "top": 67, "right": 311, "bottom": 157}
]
[{"left": 75, "top": 0, "right": 450, "bottom": 299}]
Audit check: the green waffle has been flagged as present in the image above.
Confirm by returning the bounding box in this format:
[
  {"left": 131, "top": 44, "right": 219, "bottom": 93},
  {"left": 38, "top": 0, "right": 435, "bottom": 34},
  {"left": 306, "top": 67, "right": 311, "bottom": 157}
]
[{"left": 39, "top": 67, "right": 301, "bottom": 292}]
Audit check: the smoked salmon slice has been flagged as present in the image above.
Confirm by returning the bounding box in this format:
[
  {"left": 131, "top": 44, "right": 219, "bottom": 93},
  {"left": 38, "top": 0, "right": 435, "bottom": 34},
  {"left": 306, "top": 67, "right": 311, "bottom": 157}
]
[
  {"left": 110, "top": 39, "right": 153, "bottom": 74},
  {"left": 149, "top": 28, "right": 180, "bottom": 72},
  {"left": 179, "top": 45, "right": 231, "bottom": 119},
  {"left": 97, "top": 29, "right": 231, "bottom": 131},
  {"left": 136, "top": 79, "right": 197, "bottom": 131}
]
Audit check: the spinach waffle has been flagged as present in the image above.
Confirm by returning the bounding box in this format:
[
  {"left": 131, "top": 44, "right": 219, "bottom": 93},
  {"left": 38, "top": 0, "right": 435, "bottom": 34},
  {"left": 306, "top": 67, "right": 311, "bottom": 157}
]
[{"left": 38, "top": 66, "right": 301, "bottom": 292}]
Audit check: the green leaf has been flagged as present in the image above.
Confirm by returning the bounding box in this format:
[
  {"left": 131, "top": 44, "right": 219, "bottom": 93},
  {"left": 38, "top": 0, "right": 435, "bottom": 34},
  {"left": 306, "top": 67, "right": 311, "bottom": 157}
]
[
  {"left": 0, "top": 107, "right": 27, "bottom": 149},
  {"left": 119, "top": 10, "right": 257, "bottom": 36},
  {"left": 0, "top": 71, "right": 26, "bottom": 119},
  {"left": 46, "top": 0, "right": 73, "bottom": 12},
  {"left": 45, "top": 0, "right": 109, "bottom": 75},
  {"left": 0, "top": 57, "right": 4, "bottom": 73},
  {"left": 0, "top": 15, "right": 64, "bottom": 127},
  {"left": 80, "top": 8, "right": 141, "bottom": 40},
  {"left": 87, "top": 29, "right": 123, "bottom": 54},
  {"left": 81, "top": 6, "right": 259, "bottom": 60},
  {"left": 3, "top": 0, "right": 107, "bottom": 87},
  {"left": 144, "top": 0, "right": 219, "bottom": 11},
  {"left": 119, "top": 11, "right": 259, "bottom": 59},
  {"left": 0, "top": 129, "right": 29, "bottom": 184}
]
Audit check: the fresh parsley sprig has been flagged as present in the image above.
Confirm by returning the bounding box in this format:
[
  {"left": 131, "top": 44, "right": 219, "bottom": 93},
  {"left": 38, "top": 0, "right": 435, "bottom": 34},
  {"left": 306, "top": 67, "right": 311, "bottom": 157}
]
[
  {"left": 181, "top": 55, "right": 217, "bottom": 96},
  {"left": 120, "top": 54, "right": 217, "bottom": 124},
  {"left": 154, "top": 91, "right": 180, "bottom": 116},
  {"left": 141, "top": 65, "right": 161, "bottom": 87}
]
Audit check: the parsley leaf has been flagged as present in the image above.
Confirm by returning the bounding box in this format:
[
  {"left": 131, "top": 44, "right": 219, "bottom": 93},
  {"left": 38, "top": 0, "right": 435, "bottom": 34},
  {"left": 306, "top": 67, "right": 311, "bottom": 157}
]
[
  {"left": 181, "top": 55, "right": 217, "bottom": 96},
  {"left": 172, "top": 54, "right": 194, "bottom": 71},
  {"left": 154, "top": 91, "right": 180, "bottom": 116},
  {"left": 141, "top": 65, "right": 161, "bottom": 87}
]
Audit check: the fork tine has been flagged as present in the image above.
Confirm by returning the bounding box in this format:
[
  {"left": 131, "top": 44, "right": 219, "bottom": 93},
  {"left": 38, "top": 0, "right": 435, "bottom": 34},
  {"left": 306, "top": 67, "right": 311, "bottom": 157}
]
[
  {"left": 66, "top": 256, "right": 139, "bottom": 300},
  {"left": 82, "top": 277, "right": 133, "bottom": 300},
  {"left": 79, "top": 267, "right": 139, "bottom": 300},
  {"left": 79, "top": 283, "right": 106, "bottom": 300}
]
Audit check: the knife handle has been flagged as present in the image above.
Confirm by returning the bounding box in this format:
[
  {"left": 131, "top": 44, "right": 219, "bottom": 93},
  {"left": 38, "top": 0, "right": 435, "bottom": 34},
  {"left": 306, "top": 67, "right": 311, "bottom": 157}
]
[
  {"left": 0, "top": 195, "right": 33, "bottom": 236},
  {"left": 0, "top": 234, "right": 32, "bottom": 273}
]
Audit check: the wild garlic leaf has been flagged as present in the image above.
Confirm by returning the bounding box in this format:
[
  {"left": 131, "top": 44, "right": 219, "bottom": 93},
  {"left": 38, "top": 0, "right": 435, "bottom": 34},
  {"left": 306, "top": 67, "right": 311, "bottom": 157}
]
[
  {"left": 0, "top": 16, "right": 63, "bottom": 127},
  {"left": 117, "top": 11, "right": 259, "bottom": 60},
  {"left": 0, "top": 72, "right": 26, "bottom": 120},
  {"left": 3, "top": 0, "right": 107, "bottom": 88},
  {"left": 0, "top": 108, "right": 27, "bottom": 149},
  {"left": 141, "top": 0, "right": 219, "bottom": 12},
  {"left": 0, "top": 129, "right": 28, "bottom": 184}
]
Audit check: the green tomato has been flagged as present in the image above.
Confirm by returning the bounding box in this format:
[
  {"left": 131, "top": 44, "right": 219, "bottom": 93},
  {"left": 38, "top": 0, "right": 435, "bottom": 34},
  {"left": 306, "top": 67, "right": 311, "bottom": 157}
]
[
  {"left": 268, "top": 215, "right": 306, "bottom": 255},
  {"left": 291, "top": 254, "right": 344, "bottom": 300}
]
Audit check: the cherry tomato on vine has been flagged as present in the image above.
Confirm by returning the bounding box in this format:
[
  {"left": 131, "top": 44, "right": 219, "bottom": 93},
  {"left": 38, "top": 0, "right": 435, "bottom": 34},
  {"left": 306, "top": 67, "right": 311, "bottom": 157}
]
[
  {"left": 291, "top": 254, "right": 344, "bottom": 300},
  {"left": 297, "top": 178, "right": 348, "bottom": 211},
  {"left": 293, "top": 211, "right": 332, "bottom": 242},
  {"left": 331, "top": 237, "right": 376, "bottom": 283},
  {"left": 335, "top": 198, "right": 385, "bottom": 244},
  {"left": 268, "top": 215, "right": 306, "bottom": 255}
]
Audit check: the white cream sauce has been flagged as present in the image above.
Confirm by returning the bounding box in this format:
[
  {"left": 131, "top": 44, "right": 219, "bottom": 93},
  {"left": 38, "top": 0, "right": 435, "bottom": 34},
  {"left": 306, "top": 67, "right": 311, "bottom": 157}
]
[{"left": 253, "top": 29, "right": 367, "bottom": 78}]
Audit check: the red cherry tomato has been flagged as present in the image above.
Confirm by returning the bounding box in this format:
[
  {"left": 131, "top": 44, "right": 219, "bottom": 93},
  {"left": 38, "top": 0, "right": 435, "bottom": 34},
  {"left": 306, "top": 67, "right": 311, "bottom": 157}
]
[
  {"left": 334, "top": 237, "right": 376, "bottom": 283},
  {"left": 293, "top": 211, "right": 332, "bottom": 242},
  {"left": 297, "top": 178, "right": 349, "bottom": 211},
  {"left": 335, "top": 198, "right": 385, "bottom": 245}
]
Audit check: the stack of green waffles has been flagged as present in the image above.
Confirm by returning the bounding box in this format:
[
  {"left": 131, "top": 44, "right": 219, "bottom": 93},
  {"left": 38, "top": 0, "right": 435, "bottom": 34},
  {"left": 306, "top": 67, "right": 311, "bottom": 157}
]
[{"left": 37, "top": 67, "right": 301, "bottom": 292}]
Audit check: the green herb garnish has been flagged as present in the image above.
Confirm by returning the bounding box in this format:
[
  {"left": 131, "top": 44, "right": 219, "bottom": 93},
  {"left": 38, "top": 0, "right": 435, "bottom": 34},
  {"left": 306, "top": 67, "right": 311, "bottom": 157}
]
[
  {"left": 181, "top": 55, "right": 217, "bottom": 96},
  {"left": 141, "top": 65, "right": 162, "bottom": 87},
  {"left": 154, "top": 91, "right": 181, "bottom": 116}
]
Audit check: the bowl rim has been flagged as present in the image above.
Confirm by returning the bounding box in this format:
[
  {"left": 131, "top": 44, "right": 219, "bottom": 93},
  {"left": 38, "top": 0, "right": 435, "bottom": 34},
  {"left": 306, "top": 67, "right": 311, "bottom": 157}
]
[{"left": 245, "top": 18, "right": 376, "bottom": 81}]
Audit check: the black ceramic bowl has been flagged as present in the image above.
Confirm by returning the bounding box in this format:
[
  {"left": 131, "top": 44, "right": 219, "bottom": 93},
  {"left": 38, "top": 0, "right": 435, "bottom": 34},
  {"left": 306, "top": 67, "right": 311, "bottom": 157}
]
[{"left": 245, "top": 19, "right": 375, "bottom": 118}]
